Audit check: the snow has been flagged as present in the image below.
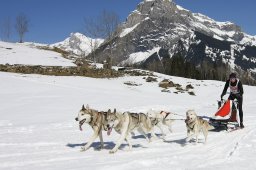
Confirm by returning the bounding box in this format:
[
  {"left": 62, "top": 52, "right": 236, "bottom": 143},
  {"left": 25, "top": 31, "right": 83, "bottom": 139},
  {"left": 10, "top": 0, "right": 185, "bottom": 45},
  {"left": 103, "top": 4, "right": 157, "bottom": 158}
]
[
  {"left": 120, "top": 23, "right": 140, "bottom": 38},
  {"left": 121, "top": 47, "right": 161, "bottom": 65},
  {"left": 0, "top": 41, "right": 75, "bottom": 66},
  {"left": 1, "top": 70, "right": 256, "bottom": 170},
  {"left": 176, "top": 5, "right": 189, "bottom": 12}
]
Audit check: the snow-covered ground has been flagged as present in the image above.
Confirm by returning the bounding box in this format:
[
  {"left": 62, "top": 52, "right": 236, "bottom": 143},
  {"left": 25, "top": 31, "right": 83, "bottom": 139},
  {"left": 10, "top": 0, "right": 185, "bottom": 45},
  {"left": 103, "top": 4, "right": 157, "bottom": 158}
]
[
  {"left": 1, "top": 71, "right": 256, "bottom": 170},
  {"left": 0, "top": 41, "right": 75, "bottom": 66}
]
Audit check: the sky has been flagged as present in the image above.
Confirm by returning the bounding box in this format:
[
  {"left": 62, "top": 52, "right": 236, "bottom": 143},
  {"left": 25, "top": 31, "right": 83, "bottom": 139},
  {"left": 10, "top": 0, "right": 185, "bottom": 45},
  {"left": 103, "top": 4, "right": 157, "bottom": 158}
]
[{"left": 0, "top": 0, "right": 255, "bottom": 44}]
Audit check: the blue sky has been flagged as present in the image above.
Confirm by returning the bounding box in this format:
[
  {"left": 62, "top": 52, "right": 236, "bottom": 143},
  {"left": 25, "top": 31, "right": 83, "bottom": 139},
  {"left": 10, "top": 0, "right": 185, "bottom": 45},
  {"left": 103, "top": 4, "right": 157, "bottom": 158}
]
[{"left": 0, "top": 0, "right": 255, "bottom": 44}]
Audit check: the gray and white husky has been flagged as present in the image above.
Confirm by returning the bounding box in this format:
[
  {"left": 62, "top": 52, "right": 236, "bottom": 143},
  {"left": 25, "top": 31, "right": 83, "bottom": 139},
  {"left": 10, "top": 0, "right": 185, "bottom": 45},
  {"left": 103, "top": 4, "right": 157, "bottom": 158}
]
[
  {"left": 185, "top": 109, "right": 214, "bottom": 144},
  {"left": 105, "top": 109, "right": 157, "bottom": 153},
  {"left": 75, "top": 104, "right": 107, "bottom": 151}
]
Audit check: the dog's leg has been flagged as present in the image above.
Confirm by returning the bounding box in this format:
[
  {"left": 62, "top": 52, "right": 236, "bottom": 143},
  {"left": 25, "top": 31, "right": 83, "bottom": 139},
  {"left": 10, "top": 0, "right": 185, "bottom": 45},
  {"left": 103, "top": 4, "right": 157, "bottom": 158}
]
[
  {"left": 186, "top": 129, "right": 193, "bottom": 142},
  {"left": 125, "top": 134, "right": 133, "bottom": 151},
  {"left": 195, "top": 128, "right": 200, "bottom": 144},
  {"left": 202, "top": 129, "right": 208, "bottom": 144},
  {"left": 99, "top": 128, "right": 104, "bottom": 149},
  {"left": 157, "top": 123, "right": 166, "bottom": 138},
  {"left": 109, "top": 120, "right": 129, "bottom": 154},
  {"left": 165, "top": 120, "right": 174, "bottom": 133},
  {"left": 150, "top": 127, "right": 158, "bottom": 140},
  {"left": 137, "top": 127, "right": 150, "bottom": 142},
  {"left": 109, "top": 131, "right": 127, "bottom": 154},
  {"left": 81, "top": 127, "right": 99, "bottom": 152}
]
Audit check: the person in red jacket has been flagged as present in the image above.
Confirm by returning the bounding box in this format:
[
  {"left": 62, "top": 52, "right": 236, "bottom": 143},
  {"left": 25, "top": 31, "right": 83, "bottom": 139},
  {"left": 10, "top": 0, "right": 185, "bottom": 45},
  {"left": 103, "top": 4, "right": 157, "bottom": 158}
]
[{"left": 221, "top": 72, "right": 244, "bottom": 128}]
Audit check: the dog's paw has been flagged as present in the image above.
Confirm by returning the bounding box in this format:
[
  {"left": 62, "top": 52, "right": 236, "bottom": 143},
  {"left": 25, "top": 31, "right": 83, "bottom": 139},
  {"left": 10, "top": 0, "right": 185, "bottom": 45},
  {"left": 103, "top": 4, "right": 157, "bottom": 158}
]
[
  {"left": 80, "top": 146, "right": 87, "bottom": 152},
  {"left": 109, "top": 149, "right": 117, "bottom": 154}
]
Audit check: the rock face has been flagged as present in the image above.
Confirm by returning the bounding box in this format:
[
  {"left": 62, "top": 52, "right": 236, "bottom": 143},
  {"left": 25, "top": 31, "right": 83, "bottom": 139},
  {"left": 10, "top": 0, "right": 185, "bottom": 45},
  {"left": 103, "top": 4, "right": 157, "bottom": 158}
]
[{"left": 91, "top": 0, "right": 256, "bottom": 79}]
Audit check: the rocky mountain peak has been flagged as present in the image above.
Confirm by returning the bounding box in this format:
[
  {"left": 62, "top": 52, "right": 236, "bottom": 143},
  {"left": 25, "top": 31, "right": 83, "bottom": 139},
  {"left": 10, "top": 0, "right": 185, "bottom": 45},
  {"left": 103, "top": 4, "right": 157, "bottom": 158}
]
[{"left": 86, "top": 0, "right": 256, "bottom": 82}]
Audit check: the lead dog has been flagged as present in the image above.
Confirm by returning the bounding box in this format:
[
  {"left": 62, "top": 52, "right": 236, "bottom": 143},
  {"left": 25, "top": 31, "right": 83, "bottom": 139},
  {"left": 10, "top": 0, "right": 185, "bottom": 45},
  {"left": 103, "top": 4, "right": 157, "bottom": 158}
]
[
  {"left": 75, "top": 104, "right": 108, "bottom": 151},
  {"left": 185, "top": 109, "right": 214, "bottom": 144},
  {"left": 105, "top": 109, "right": 157, "bottom": 153}
]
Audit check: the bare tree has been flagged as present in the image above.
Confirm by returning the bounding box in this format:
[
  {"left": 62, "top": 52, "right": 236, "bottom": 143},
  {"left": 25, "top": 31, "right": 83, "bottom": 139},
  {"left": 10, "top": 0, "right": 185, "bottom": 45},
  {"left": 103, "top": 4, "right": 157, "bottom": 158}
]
[
  {"left": 1, "top": 16, "right": 12, "bottom": 41},
  {"left": 84, "top": 10, "right": 120, "bottom": 64},
  {"left": 100, "top": 10, "right": 120, "bottom": 40},
  {"left": 100, "top": 10, "right": 120, "bottom": 63},
  {"left": 83, "top": 17, "right": 103, "bottom": 62},
  {"left": 15, "top": 13, "right": 29, "bottom": 43}
]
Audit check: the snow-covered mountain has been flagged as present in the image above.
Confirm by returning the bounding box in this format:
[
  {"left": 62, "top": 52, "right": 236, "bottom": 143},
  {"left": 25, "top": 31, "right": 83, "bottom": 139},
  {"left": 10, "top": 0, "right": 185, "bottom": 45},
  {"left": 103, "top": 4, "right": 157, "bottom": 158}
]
[
  {"left": 1, "top": 70, "right": 256, "bottom": 170},
  {"left": 51, "top": 32, "right": 104, "bottom": 56},
  {"left": 90, "top": 0, "right": 256, "bottom": 78}
]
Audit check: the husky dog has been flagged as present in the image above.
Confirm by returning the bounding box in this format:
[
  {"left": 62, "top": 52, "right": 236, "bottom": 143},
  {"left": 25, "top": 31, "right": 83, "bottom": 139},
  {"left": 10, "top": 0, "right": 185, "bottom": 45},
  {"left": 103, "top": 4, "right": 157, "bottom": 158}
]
[
  {"left": 105, "top": 109, "right": 157, "bottom": 153},
  {"left": 185, "top": 109, "right": 214, "bottom": 144},
  {"left": 147, "top": 109, "right": 175, "bottom": 137},
  {"left": 75, "top": 104, "right": 107, "bottom": 151}
]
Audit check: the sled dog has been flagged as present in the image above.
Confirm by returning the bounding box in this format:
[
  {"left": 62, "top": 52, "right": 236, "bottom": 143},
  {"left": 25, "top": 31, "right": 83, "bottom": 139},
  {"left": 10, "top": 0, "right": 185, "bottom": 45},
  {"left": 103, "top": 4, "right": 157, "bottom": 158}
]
[
  {"left": 75, "top": 104, "right": 107, "bottom": 151},
  {"left": 185, "top": 109, "right": 214, "bottom": 144},
  {"left": 105, "top": 109, "right": 157, "bottom": 153},
  {"left": 147, "top": 109, "right": 175, "bottom": 137}
]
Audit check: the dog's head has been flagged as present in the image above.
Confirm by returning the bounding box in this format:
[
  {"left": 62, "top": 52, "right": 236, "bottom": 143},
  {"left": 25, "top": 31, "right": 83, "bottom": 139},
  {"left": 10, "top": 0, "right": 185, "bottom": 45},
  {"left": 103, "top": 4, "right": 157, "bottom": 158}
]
[
  {"left": 102, "top": 109, "right": 111, "bottom": 131},
  {"left": 75, "top": 104, "right": 93, "bottom": 131},
  {"left": 105, "top": 109, "right": 119, "bottom": 136},
  {"left": 185, "top": 110, "right": 197, "bottom": 123}
]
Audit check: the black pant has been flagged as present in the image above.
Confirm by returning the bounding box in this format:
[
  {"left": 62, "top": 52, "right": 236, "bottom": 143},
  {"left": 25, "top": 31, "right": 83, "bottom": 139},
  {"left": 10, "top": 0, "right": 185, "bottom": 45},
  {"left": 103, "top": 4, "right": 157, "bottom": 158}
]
[{"left": 228, "top": 93, "right": 243, "bottom": 123}]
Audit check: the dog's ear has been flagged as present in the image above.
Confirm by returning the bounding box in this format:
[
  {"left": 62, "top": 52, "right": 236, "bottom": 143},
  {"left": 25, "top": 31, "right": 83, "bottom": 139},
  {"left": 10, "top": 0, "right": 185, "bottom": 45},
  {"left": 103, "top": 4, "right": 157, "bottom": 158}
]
[
  {"left": 82, "top": 105, "right": 85, "bottom": 110},
  {"left": 107, "top": 109, "right": 111, "bottom": 114},
  {"left": 86, "top": 104, "right": 89, "bottom": 109},
  {"left": 114, "top": 108, "right": 116, "bottom": 113}
]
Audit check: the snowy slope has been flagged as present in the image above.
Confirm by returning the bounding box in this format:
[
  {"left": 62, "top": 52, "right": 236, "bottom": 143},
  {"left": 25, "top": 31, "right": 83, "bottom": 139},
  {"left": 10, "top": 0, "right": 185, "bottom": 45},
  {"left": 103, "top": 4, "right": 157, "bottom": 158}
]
[
  {"left": 0, "top": 41, "right": 75, "bottom": 66},
  {"left": 0, "top": 71, "right": 256, "bottom": 170}
]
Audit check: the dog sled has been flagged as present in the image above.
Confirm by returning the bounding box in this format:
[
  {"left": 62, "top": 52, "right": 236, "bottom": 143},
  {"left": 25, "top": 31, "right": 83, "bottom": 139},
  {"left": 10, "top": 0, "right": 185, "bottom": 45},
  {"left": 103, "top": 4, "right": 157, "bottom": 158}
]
[{"left": 208, "top": 99, "right": 239, "bottom": 131}]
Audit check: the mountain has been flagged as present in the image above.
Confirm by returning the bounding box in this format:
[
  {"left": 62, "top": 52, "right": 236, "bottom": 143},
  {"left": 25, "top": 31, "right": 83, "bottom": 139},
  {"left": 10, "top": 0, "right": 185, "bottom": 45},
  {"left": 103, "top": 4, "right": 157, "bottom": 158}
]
[
  {"left": 51, "top": 32, "right": 104, "bottom": 57},
  {"left": 89, "top": 0, "right": 256, "bottom": 82}
]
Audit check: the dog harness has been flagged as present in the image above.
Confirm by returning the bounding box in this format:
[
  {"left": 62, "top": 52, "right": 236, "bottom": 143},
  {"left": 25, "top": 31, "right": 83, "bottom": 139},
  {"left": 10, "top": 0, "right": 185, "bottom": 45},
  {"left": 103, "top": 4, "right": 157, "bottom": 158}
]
[
  {"left": 160, "top": 111, "right": 170, "bottom": 119},
  {"left": 185, "top": 119, "right": 196, "bottom": 131}
]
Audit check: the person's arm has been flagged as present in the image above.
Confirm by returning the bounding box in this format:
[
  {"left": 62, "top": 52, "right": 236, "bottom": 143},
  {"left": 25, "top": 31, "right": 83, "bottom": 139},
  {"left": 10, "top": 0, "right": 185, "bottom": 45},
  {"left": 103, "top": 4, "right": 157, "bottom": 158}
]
[{"left": 221, "top": 80, "right": 229, "bottom": 98}]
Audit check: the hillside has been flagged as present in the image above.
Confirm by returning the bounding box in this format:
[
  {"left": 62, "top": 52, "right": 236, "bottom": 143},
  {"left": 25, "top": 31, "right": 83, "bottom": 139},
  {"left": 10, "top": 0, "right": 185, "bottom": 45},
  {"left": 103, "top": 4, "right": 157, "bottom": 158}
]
[{"left": 0, "top": 41, "right": 75, "bottom": 66}]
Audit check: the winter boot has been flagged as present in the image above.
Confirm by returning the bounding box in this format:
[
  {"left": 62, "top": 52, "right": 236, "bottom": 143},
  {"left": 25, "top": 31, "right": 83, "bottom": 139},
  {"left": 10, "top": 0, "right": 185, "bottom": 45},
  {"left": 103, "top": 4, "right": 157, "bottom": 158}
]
[{"left": 240, "top": 122, "right": 244, "bottom": 129}]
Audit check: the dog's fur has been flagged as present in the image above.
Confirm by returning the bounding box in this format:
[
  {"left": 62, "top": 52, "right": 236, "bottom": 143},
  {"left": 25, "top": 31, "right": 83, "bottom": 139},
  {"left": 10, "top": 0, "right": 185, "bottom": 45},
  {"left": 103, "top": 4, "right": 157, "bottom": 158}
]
[
  {"left": 104, "top": 109, "right": 157, "bottom": 153},
  {"left": 75, "top": 104, "right": 107, "bottom": 151},
  {"left": 147, "top": 109, "right": 175, "bottom": 137},
  {"left": 185, "top": 109, "right": 214, "bottom": 144}
]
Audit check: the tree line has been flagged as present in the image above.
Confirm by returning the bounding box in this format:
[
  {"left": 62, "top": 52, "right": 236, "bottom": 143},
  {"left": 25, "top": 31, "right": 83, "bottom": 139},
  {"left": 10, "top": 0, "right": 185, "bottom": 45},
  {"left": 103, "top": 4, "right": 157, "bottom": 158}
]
[{"left": 143, "top": 53, "right": 256, "bottom": 85}]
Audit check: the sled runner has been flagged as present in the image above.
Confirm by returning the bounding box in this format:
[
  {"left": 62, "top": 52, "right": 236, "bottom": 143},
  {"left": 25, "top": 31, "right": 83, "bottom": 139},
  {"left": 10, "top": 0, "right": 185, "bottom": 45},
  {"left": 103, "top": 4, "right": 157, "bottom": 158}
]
[{"left": 209, "top": 99, "right": 239, "bottom": 131}]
